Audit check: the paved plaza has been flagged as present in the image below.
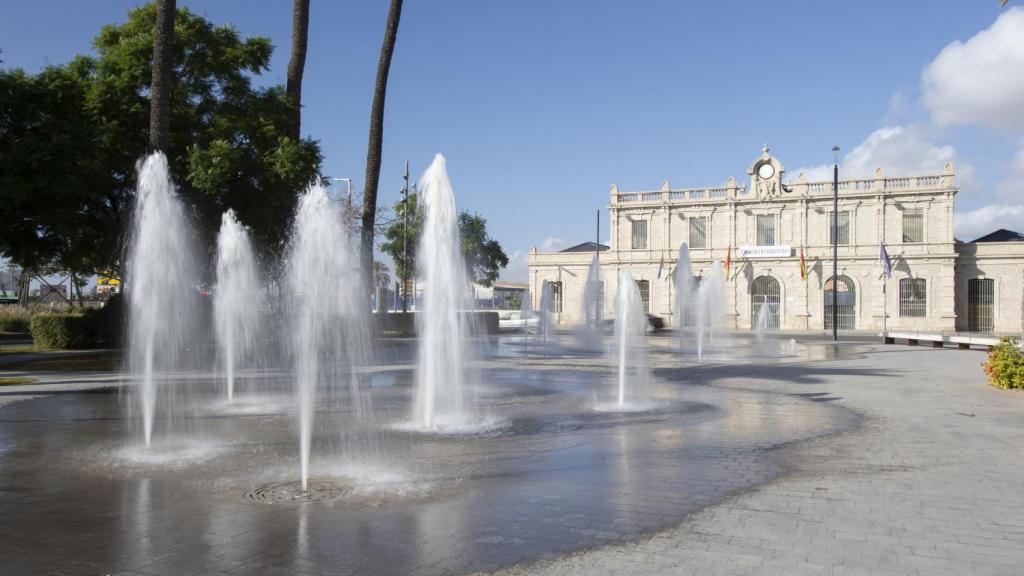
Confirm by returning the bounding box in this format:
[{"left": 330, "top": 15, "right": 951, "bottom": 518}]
[{"left": 0, "top": 337, "right": 1021, "bottom": 575}]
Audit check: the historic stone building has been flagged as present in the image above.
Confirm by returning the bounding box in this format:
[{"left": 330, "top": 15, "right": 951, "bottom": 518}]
[{"left": 528, "top": 146, "right": 1024, "bottom": 334}]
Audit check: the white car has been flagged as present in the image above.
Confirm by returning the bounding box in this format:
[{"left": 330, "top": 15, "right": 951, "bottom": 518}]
[{"left": 498, "top": 311, "right": 540, "bottom": 333}]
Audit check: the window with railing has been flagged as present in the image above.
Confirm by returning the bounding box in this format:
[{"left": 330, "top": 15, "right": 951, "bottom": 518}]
[
  {"left": 902, "top": 211, "right": 924, "bottom": 243},
  {"left": 689, "top": 216, "right": 707, "bottom": 248},
  {"left": 899, "top": 278, "right": 926, "bottom": 317},
  {"left": 829, "top": 211, "right": 850, "bottom": 245},
  {"left": 636, "top": 280, "right": 650, "bottom": 313},
  {"left": 631, "top": 220, "right": 648, "bottom": 249},
  {"left": 756, "top": 214, "right": 776, "bottom": 246}
]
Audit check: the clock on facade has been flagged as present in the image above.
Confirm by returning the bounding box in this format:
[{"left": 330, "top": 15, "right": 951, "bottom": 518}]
[{"left": 758, "top": 163, "right": 775, "bottom": 179}]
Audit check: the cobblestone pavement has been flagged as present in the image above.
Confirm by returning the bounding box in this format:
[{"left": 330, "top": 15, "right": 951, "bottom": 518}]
[{"left": 495, "top": 343, "right": 1024, "bottom": 576}]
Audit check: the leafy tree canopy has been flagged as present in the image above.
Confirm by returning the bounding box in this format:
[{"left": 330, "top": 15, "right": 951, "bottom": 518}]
[
  {"left": 380, "top": 193, "right": 509, "bottom": 288},
  {"left": 0, "top": 3, "right": 321, "bottom": 279}
]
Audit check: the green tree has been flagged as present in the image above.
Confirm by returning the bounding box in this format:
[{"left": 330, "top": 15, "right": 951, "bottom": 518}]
[
  {"left": 458, "top": 211, "right": 509, "bottom": 287},
  {"left": 379, "top": 193, "right": 509, "bottom": 288},
  {"left": 0, "top": 3, "right": 321, "bottom": 278}
]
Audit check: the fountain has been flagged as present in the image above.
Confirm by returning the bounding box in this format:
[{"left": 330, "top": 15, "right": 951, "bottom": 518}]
[
  {"left": 613, "top": 270, "right": 653, "bottom": 409},
  {"left": 285, "top": 182, "right": 369, "bottom": 491},
  {"left": 694, "top": 261, "right": 725, "bottom": 361},
  {"left": 213, "top": 210, "right": 263, "bottom": 402},
  {"left": 411, "top": 154, "right": 478, "bottom": 431},
  {"left": 575, "top": 254, "right": 603, "bottom": 350},
  {"left": 538, "top": 280, "right": 554, "bottom": 344},
  {"left": 674, "top": 243, "right": 693, "bottom": 347},
  {"left": 519, "top": 289, "right": 533, "bottom": 342},
  {"left": 126, "top": 153, "right": 200, "bottom": 447},
  {"left": 754, "top": 302, "right": 771, "bottom": 353}
]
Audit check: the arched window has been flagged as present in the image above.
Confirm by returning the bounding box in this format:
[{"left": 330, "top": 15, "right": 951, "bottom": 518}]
[
  {"left": 899, "top": 278, "right": 926, "bottom": 317},
  {"left": 751, "top": 276, "right": 780, "bottom": 329},
  {"left": 968, "top": 278, "right": 994, "bottom": 332},
  {"left": 824, "top": 275, "right": 856, "bottom": 330},
  {"left": 635, "top": 280, "right": 650, "bottom": 313}
]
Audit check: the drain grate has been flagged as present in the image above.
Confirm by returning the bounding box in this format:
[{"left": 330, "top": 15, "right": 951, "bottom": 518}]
[{"left": 246, "top": 480, "right": 351, "bottom": 504}]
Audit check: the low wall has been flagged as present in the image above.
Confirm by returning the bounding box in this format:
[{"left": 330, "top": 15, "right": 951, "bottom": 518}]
[{"left": 376, "top": 311, "right": 499, "bottom": 337}]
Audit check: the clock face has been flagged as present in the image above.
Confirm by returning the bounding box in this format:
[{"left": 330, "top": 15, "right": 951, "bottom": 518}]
[{"left": 758, "top": 163, "right": 775, "bottom": 179}]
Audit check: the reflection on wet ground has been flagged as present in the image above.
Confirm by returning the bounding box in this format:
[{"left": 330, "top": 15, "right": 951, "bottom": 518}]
[{"left": 0, "top": 336, "right": 858, "bottom": 575}]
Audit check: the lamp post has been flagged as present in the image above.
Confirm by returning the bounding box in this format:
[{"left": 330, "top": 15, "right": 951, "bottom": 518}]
[
  {"left": 832, "top": 145, "right": 840, "bottom": 342},
  {"left": 400, "top": 161, "right": 410, "bottom": 313}
]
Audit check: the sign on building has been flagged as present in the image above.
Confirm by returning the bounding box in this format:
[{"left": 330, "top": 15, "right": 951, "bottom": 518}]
[{"left": 738, "top": 245, "right": 792, "bottom": 259}]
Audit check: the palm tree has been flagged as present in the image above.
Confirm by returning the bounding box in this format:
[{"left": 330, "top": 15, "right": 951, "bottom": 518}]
[
  {"left": 149, "top": 0, "right": 176, "bottom": 153},
  {"left": 360, "top": 0, "right": 404, "bottom": 302},
  {"left": 286, "top": 0, "right": 310, "bottom": 140}
]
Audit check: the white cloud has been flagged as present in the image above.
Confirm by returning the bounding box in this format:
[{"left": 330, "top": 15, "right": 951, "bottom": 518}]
[
  {"left": 539, "top": 237, "right": 568, "bottom": 251},
  {"left": 790, "top": 125, "right": 965, "bottom": 183},
  {"left": 922, "top": 7, "right": 1024, "bottom": 130},
  {"left": 501, "top": 249, "right": 529, "bottom": 282},
  {"left": 955, "top": 204, "right": 1024, "bottom": 240}
]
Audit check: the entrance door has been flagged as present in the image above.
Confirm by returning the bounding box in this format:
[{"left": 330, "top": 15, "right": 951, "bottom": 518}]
[
  {"left": 967, "top": 278, "right": 994, "bottom": 332},
  {"left": 751, "top": 276, "right": 780, "bottom": 329},
  {"left": 824, "top": 275, "right": 856, "bottom": 330}
]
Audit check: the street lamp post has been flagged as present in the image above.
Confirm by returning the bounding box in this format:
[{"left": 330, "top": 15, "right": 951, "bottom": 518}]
[
  {"left": 832, "top": 145, "right": 840, "bottom": 342},
  {"left": 401, "top": 161, "right": 410, "bottom": 313}
]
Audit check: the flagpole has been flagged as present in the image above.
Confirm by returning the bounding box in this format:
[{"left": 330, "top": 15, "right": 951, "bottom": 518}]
[{"left": 882, "top": 275, "right": 887, "bottom": 343}]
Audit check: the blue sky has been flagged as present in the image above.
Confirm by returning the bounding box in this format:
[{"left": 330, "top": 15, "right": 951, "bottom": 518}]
[{"left": 3, "top": 1, "right": 1023, "bottom": 280}]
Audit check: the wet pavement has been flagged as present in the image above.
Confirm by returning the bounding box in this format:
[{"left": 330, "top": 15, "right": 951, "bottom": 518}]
[{"left": 0, "top": 336, "right": 858, "bottom": 575}]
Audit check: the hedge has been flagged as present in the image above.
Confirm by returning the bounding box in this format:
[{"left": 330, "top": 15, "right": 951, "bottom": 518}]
[
  {"left": 29, "top": 299, "right": 122, "bottom": 350},
  {"left": 982, "top": 337, "right": 1024, "bottom": 390},
  {"left": 31, "top": 313, "right": 94, "bottom": 349}
]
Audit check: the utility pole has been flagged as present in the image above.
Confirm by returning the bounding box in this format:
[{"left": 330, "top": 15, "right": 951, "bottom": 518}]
[
  {"left": 832, "top": 145, "right": 840, "bottom": 342},
  {"left": 401, "top": 160, "right": 410, "bottom": 313}
]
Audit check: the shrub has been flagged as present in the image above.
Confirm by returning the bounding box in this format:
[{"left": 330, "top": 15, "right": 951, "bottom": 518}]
[
  {"left": 982, "top": 338, "right": 1024, "bottom": 390},
  {"left": 0, "top": 306, "right": 32, "bottom": 333},
  {"left": 31, "top": 313, "right": 94, "bottom": 349}
]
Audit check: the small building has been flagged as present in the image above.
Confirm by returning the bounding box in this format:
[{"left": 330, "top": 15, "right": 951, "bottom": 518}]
[{"left": 528, "top": 145, "right": 1024, "bottom": 334}]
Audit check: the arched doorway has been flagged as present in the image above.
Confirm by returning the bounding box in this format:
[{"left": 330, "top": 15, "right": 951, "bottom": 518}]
[
  {"left": 751, "top": 276, "right": 780, "bottom": 329},
  {"left": 824, "top": 275, "right": 856, "bottom": 330},
  {"left": 967, "top": 278, "right": 994, "bottom": 332}
]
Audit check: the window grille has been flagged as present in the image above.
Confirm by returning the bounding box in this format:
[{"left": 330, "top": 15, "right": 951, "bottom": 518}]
[
  {"left": 829, "top": 211, "right": 850, "bottom": 245},
  {"left": 824, "top": 275, "right": 856, "bottom": 329},
  {"left": 967, "top": 278, "right": 994, "bottom": 332},
  {"left": 635, "top": 280, "right": 650, "bottom": 313},
  {"left": 631, "top": 220, "right": 648, "bottom": 249},
  {"left": 751, "top": 276, "right": 781, "bottom": 329},
  {"left": 689, "top": 217, "right": 707, "bottom": 249},
  {"left": 551, "top": 281, "right": 563, "bottom": 313},
  {"left": 899, "top": 278, "right": 926, "bottom": 317},
  {"left": 902, "top": 211, "right": 924, "bottom": 243},
  {"left": 756, "top": 214, "right": 776, "bottom": 246}
]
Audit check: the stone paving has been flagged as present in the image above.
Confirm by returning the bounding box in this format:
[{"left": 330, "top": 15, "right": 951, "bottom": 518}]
[
  {"left": 495, "top": 343, "right": 1024, "bottom": 576},
  {"left": 0, "top": 339, "right": 1021, "bottom": 575}
]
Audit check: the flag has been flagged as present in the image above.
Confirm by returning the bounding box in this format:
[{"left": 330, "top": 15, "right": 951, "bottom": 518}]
[
  {"left": 879, "top": 242, "right": 893, "bottom": 279},
  {"left": 724, "top": 245, "right": 731, "bottom": 279},
  {"left": 656, "top": 254, "right": 665, "bottom": 279},
  {"left": 799, "top": 247, "right": 807, "bottom": 281}
]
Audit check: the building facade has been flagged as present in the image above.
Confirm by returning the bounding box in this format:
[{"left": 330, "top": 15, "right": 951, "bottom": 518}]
[{"left": 528, "top": 146, "right": 1024, "bottom": 334}]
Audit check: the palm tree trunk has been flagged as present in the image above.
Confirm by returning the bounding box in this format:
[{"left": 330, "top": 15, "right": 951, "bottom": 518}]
[
  {"left": 360, "top": 0, "right": 404, "bottom": 303},
  {"left": 149, "top": 0, "right": 176, "bottom": 153},
  {"left": 286, "top": 0, "right": 310, "bottom": 141}
]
